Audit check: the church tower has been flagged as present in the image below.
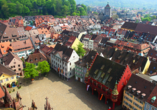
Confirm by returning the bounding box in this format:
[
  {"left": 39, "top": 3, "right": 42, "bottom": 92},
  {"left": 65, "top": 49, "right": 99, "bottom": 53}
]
[{"left": 104, "top": 2, "right": 111, "bottom": 18}]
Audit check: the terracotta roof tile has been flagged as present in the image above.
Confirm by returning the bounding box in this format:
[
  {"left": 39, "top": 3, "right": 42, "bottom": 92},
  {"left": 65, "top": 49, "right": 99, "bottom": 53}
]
[
  {"left": 0, "top": 42, "right": 14, "bottom": 55},
  {"left": 0, "top": 63, "right": 16, "bottom": 76},
  {"left": 0, "top": 84, "right": 5, "bottom": 98},
  {"left": 26, "top": 50, "right": 47, "bottom": 63},
  {"left": 24, "top": 26, "right": 32, "bottom": 31},
  {"left": 11, "top": 38, "right": 34, "bottom": 53}
]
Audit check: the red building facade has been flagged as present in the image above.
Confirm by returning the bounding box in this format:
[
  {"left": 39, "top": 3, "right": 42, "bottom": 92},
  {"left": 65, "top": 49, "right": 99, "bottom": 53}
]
[{"left": 85, "top": 55, "right": 132, "bottom": 110}]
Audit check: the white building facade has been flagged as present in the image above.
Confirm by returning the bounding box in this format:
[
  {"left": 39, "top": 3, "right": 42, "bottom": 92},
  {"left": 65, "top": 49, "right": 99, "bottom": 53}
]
[{"left": 50, "top": 44, "right": 79, "bottom": 79}]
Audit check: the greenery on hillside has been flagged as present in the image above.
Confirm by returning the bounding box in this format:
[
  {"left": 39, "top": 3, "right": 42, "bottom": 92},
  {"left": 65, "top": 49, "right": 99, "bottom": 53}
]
[
  {"left": 0, "top": 0, "right": 87, "bottom": 19},
  {"left": 141, "top": 14, "right": 156, "bottom": 22},
  {"left": 75, "top": 0, "right": 157, "bottom": 9}
]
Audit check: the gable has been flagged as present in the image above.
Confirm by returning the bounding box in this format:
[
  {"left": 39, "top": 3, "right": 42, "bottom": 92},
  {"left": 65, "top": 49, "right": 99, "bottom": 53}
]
[
  {"left": 55, "top": 53, "right": 61, "bottom": 58},
  {"left": 68, "top": 50, "right": 79, "bottom": 61}
]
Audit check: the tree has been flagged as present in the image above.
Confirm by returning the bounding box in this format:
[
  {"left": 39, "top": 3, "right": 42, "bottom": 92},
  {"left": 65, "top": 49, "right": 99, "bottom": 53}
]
[
  {"left": 23, "top": 5, "right": 30, "bottom": 14},
  {"left": 1, "top": 4, "right": 9, "bottom": 18},
  {"left": 8, "top": 3, "right": 16, "bottom": 14},
  {"left": 79, "top": 7, "right": 86, "bottom": 16},
  {"left": 151, "top": 15, "right": 156, "bottom": 20},
  {"left": 37, "top": 61, "right": 50, "bottom": 74},
  {"left": 16, "top": 1, "right": 23, "bottom": 14},
  {"left": 87, "top": 6, "right": 91, "bottom": 13},
  {"left": 135, "top": 19, "right": 139, "bottom": 23},
  {"left": 62, "top": 5, "right": 68, "bottom": 16},
  {"left": 74, "top": 42, "right": 86, "bottom": 57},
  {"left": 112, "top": 14, "right": 119, "bottom": 20},
  {"left": 23, "top": 62, "right": 39, "bottom": 79},
  {"left": 72, "top": 12, "right": 76, "bottom": 16},
  {"left": 81, "top": 4, "right": 87, "bottom": 11},
  {"left": 93, "top": 12, "right": 98, "bottom": 15}
]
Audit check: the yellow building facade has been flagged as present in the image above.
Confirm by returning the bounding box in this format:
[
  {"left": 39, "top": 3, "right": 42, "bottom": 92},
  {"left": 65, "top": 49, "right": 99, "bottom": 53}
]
[
  {"left": 71, "top": 38, "right": 84, "bottom": 50},
  {"left": 122, "top": 90, "right": 145, "bottom": 110},
  {"left": 0, "top": 73, "right": 17, "bottom": 86},
  {"left": 121, "top": 28, "right": 135, "bottom": 32},
  {"left": 142, "top": 57, "right": 151, "bottom": 74}
]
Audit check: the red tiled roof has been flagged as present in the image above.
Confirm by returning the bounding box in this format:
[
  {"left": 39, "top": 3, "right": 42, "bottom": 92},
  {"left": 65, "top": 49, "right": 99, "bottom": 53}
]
[
  {"left": 26, "top": 50, "right": 47, "bottom": 63},
  {"left": 24, "top": 26, "right": 32, "bottom": 31},
  {"left": 40, "top": 44, "right": 54, "bottom": 55},
  {"left": 0, "top": 85, "right": 5, "bottom": 98},
  {"left": 115, "top": 40, "right": 150, "bottom": 50},
  {"left": 65, "top": 36, "right": 76, "bottom": 47}
]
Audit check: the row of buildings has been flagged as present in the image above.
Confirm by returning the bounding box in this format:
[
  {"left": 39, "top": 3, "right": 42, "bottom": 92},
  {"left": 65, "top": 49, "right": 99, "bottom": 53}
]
[{"left": 0, "top": 13, "right": 157, "bottom": 110}]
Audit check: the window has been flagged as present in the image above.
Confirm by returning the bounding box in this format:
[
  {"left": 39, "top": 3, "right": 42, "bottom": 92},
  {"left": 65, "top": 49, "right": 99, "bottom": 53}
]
[
  {"left": 125, "top": 91, "right": 133, "bottom": 97},
  {"left": 124, "top": 96, "right": 132, "bottom": 103},
  {"left": 5, "top": 78, "right": 9, "bottom": 81},
  {"left": 152, "top": 107, "right": 155, "bottom": 110},
  {"left": 70, "top": 68, "right": 71, "bottom": 71},
  {"left": 19, "top": 68, "right": 21, "bottom": 71},
  {"left": 70, "top": 63, "right": 71, "bottom": 65},
  {"left": 14, "top": 62, "right": 16, "bottom": 64},
  {"left": 14, "top": 69, "right": 16, "bottom": 72},
  {"left": 18, "top": 65, "right": 20, "bottom": 67},
  {"left": 0, "top": 80, "right": 3, "bottom": 83},
  {"left": 11, "top": 76, "right": 14, "bottom": 79},
  {"left": 146, "top": 104, "right": 150, "bottom": 110}
]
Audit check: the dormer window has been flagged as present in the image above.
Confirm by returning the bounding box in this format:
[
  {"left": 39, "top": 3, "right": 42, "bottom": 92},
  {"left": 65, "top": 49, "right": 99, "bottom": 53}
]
[
  {"left": 151, "top": 96, "right": 156, "bottom": 103},
  {"left": 141, "top": 93, "right": 146, "bottom": 98},
  {"left": 137, "top": 90, "right": 141, "bottom": 95},
  {"left": 128, "top": 85, "right": 132, "bottom": 90},
  {"left": 132, "top": 88, "right": 136, "bottom": 93}
]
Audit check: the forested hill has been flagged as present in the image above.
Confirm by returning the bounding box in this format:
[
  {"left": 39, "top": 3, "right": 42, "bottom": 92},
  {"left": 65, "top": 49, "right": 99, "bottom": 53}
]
[
  {"left": 76, "top": 0, "right": 157, "bottom": 9},
  {"left": 0, "top": 0, "right": 87, "bottom": 19}
]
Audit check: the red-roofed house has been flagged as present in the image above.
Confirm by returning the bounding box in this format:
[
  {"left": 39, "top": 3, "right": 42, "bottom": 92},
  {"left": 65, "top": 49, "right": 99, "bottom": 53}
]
[
  {"left": 64, "top": 36, "right": 82, "bottom": 50},
  {"left": 114, "top": 40, "right": 150, "bottom": 55},
  {"left": 40, "top": 44, "right": 54, "bottom": 64},
  {"left": 24, "top": 26, "right": 33, "bottom": 31},
  {"left": 9, "top": 16, "right": 24, "bottom": 27},
  {"left": 0, "top": 42, "right": 14, "bottom": 56}
]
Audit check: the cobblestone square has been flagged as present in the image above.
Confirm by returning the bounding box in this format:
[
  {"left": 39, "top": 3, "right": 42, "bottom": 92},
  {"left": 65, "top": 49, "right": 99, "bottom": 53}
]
[{"left": 10, "top": 70, "right": 121, "bottom": 110}]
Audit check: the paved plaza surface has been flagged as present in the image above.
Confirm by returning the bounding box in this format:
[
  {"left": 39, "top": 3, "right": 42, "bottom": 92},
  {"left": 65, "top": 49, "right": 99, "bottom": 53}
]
[{"left": 10, "top": 70, "right": 122, "bottom": 110}]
